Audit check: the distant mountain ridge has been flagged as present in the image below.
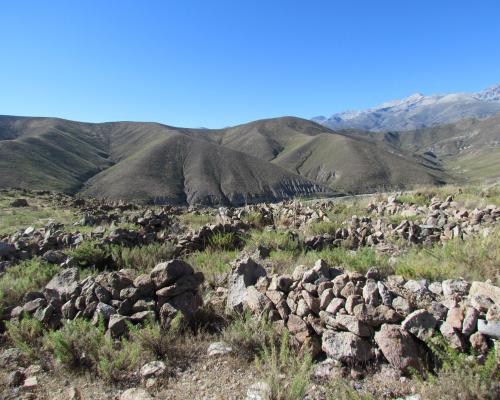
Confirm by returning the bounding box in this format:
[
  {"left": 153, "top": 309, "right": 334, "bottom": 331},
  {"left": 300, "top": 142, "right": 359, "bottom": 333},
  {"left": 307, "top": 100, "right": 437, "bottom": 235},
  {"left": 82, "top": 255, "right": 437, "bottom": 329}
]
[
  {"left": 313, "top": 84, "right": 500, "bottom": 132},
  {"left": 0, "top": 115, "right": 445, "bottom": 205}
]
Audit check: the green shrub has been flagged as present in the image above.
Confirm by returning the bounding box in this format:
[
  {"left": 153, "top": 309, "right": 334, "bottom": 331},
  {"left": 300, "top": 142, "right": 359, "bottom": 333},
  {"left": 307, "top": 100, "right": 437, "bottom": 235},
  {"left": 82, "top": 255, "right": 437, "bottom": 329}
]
[
  {"left": 307, "top": 221, "right": 339, "bottom": 236},
  {"left": 397, "top": 193, "right": 430, "bottom": 206},
  {"left": 247, "top": 230, "right": 302, "bottom": 254},
  {"left": 184, "top": 249, "right": 238, "bottom": 285},
  {"left": 208, "top": 232, "right": 240, "bottom": 251},
  {"left": 44, "top": 318, "right": 104, "bottom": 369},
  {"left": 5, "top": 316, "right": 45, "bottom": 358},
  {"left": 0, "top": 258, "right": 61, "bottom": 316},
  {"left": 129, "top": 319, "right": 170, "bottom": 360},
  {"left": 256, "top": 331, "right": 313, "bottom": 400},
  {"left": 223, "top": 313, "right": 281, "bottom": 358},
  {"left": 109, "top": 241, "right": 176, "bottom": 273},
  {"left": 98, "top": 337, "right": 141, "bottom": 382},
  {"left": 418, "top": 337, "right": 500, "bottom": 399},
  {"left": 68, "top": 241, "right": 111, "bottom": 269},
  {"left": 299, "top": 247, "right": 390, "bottom": 275}
]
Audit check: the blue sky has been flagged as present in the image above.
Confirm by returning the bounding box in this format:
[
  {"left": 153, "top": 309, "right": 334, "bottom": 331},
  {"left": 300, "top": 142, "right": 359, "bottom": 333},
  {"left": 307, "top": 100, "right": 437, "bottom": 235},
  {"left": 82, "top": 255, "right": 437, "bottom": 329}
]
[{"left": 1, "top": 0, "right": 499, "bottom": 128}]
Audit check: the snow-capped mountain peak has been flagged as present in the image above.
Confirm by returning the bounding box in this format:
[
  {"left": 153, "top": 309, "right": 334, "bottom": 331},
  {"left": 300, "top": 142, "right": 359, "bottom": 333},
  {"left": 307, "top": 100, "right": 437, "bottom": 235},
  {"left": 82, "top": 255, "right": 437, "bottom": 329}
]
[{"left": 313, "top": 84, "right": 500, "bottom": 132}]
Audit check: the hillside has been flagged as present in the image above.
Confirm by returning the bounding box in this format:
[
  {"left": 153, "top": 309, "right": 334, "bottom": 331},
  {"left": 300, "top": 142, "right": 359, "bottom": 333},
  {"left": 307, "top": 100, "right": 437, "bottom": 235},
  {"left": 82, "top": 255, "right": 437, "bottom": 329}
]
[
  {"left": 314, "top": 84, "right": 500, "bottom": 132},
  {"left": 351, "top": 114, "right": 500, "bottom": 184},
  {"left": 0, "top": 115, "right": 447, "bottom": 205}
]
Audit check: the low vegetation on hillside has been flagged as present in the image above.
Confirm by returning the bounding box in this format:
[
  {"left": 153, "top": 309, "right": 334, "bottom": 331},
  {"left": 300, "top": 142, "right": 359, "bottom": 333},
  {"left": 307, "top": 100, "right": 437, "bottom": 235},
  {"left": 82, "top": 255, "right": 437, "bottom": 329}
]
[{"left": 0, "top": 184, "right": 499, "bottom": 399}]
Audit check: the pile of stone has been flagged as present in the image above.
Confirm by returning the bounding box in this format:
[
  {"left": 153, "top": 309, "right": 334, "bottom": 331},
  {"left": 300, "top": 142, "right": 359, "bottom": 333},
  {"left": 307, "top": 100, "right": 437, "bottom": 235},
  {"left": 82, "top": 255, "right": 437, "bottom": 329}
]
[
  {"left": 9, "top": 259, "right": 204, "bottom": 336},
  {"left": 305, "top": 196, "right": 499, "bottom": 251},
  {"left": 224, "top": 257, "right": 500, "bottom": 373}
]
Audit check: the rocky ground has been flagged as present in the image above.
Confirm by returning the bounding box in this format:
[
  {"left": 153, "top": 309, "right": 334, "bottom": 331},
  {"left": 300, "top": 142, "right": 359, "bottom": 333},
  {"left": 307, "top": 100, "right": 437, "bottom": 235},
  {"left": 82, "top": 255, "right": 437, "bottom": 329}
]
[{"left": 0, "top": 186, "right": 499, "bottom": 399}]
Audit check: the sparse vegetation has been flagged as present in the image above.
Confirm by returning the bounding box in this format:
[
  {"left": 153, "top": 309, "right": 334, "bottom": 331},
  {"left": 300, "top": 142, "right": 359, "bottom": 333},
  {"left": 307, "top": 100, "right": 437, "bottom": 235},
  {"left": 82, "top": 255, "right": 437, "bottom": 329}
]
[
  {"left": 256, "top": 331, "right": 313, "bottom": 400},
  {"left": 223, "top": 313, "right": 281, "bottom": 358},
  {"left": 109, "top": 241, "right": 176, "bottom": 273},
  {"left": 394, "top": 226, "right": 500, "bottom": 284},
  {"left": 0, "top": 258, "right": 61, "bottom": 316},
  {"left": 184, "top": 249, "right": 238, "bottom": 284},
  {"left": 5, "top": 316, "right": 45, "bottom": 358},
  {"left": 417, "top": 337, "right": 500, "bottom": 399}
]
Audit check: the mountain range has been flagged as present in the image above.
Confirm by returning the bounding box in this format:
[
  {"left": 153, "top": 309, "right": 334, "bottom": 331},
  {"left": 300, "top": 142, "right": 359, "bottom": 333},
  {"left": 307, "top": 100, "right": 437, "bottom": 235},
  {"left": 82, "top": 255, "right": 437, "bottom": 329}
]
[
  {"left": 313, "top": 84, "right": 500, "bottom": 132},
  {"left": 0, "top": 116, "right": 446, "bottom": 205}
]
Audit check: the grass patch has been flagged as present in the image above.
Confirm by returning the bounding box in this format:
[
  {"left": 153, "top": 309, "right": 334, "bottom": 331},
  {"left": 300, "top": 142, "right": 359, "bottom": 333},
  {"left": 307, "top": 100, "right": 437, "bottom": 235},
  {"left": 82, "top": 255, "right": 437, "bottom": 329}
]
[
  {"left": 184, "top": 249, "right": 239, "bottom": 285},
  {"left": 208, "top": 231, "right": 240, "bottom": 251},
  {"left": 109, "top": 241, "right": 176, "bottom": 273},
  {"left": 246, "top": 229, "right": 302, "bottom": 254},
  {"left": 394, "top": 226, "right": 500, "bottom": 284},
  {"left": 179, "top": 212, "right": 216, "bottom": 229},
  {"left": 223, "top": 313, "right": 281, "bottom": 358},
  {"left": 0, "top": 258, "right": 61, "bottom": 317},
  {"left": 256, "top": 331, "right": 313, "bottom": 400},
  {"left": 417, "top": 337, "right": 500, "bottom": 399},
  {"left": 5, "top": 316, "right": 45, "bottom": 358},
  {"left": 0, "top": 192, "right": 76, "bottom": 235},
  {"left": 396, "top": 192, "right": 430, "bottom": 206}
]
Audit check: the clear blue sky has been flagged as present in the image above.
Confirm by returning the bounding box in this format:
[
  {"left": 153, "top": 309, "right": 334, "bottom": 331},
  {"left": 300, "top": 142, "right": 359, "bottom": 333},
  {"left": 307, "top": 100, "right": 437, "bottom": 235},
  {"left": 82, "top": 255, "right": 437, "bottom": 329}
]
[{"left": 1, "top": 0, "right": 499, "bottom": 128}]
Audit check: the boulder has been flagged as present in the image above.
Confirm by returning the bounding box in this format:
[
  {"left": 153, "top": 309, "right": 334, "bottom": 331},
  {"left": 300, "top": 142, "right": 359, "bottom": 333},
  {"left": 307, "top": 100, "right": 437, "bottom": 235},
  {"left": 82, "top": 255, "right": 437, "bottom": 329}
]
[
  {"left": 150, "top": 259, "right": 194, "bottom": 289},
  {"left": 226, "top": 257, "right": 266, "bottom": 313},
  {"left": 469, "top": 281, "right": 500, "bottom": 304},
  {"left": 207, "top": 342, "right": 233, "bottom": 356},
  {"left": 45, "top": 268, "right": 80, "bottom": 302},
  {"left": 442, "top": 279, "right": 470, "bottom": 298},
  {"left": 120, "top": 388, "right": 153, "bottom": 400},
  {"left": 375, "top": 324, "right": 425, "bottom": 373},
  {"left": 477, "top": 319, "right": 500, "bottom": 339},
  {"left": 401, "top": 310, "right": 437, "bottom": 341},
  {"left": 322, "top": 330, "right": 374, "bottom": 363},
  {"left": 140, "top": 360, "right": 166, "bottom": 378}
]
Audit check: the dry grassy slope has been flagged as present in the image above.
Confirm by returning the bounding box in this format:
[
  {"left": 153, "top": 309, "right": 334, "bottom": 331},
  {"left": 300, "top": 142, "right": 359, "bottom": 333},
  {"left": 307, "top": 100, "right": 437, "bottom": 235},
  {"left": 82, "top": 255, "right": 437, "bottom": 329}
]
[
  {"left": 353, "top": 114, "right": 500, "bottom": 183},
  {"left": 82, "top": 133, "right": 330, "bottom": 205},
  {"left": 0, "top": 114, "right": 449, "bottom": 205},
  {"left": 0, "top": 116, "right": 112, "bottom": 192},
  {"left": 215, "top": 117, "right": 445, "bottom": 192}
]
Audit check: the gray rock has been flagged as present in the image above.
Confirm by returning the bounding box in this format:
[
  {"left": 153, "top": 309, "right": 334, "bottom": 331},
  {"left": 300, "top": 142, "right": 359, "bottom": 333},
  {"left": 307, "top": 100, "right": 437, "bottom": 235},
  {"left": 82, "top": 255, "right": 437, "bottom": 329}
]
[
  {"left": 108, "top": 314, "right": 130, "bottom": 337},
  {"left": 392, "top": 296, "right": 412, "bottom": 314},
  {"left": 442, "top": 279, "right": 470, "bottom": 297},
  {"left": 469, "top": 281, "right": 500, "bottom": 304},
  {"left": 45, "top": 267, "right": 80, "bottom": 302},
  {"left": 0, "top": 241, "right": 16, "bottom": 258},
  {"left": 150, "top": 259, "right": 194, "bottom": 289},
  {"left": 375, "top": 324, "right": 426, "bottom": 373},
  {"left": 477, "top": 319, "right": 500, "bottom": 339},
  {"left": 428, "top": 282, "right": 443, "bottom": 295},
  {"left": 246, "top": 381, "right": 272, "bottom": 400},
  {"left": 377, "top": 281, "right": 393, "bottom": 306},
  {"left": 207, "top": 342, "right": 233, "bottom": 356},
  {"left": 462, "top": 307, "right": 479, "bottom": 336},
  {"left": 363, "top": 279, "right": 381, "bottom": 306},
  {"left": 322, "top": 330, "right": 374, "bottom": 362},
  {"left": 401, "top": 310, "right": 437, "bottom": 341},
  {"left": 120, "top": 388, "right": 153, "bottom": 400},
  {"left": 226, "top": 257, "right": 266, "bottom": 313},
  {"left": 335, "top": 314, "right": 374, "bottom": 337},
  {"left": 140, "top": 360, "right": 166, "bottom": 378}
]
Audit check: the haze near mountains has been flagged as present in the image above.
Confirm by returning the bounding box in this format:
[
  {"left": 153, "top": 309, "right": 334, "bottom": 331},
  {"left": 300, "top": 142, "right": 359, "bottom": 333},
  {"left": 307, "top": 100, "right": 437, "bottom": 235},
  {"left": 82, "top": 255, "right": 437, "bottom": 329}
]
[
  {"left": 0, "top": 116, "right": 444, "bottom": 206},
  {"left": 314, "top": 84, "right": 500, "bottom": 132}
]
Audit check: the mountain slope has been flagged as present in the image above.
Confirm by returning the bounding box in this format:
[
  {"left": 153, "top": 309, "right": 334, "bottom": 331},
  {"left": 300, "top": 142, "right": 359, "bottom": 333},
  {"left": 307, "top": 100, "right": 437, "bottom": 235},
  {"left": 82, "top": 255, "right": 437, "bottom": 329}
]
[
  {"left": 351, "top": 114, "right": 500, "bottom": 183},
  {"left": 0, "top": 115, "right": 451, "bottom": 204},
  {"left": 0, "top": 116, "right": 332, "bottom": 205},
  {"left": 215, "top": 117, "right": 446, "bottom": 192},
  {"left": 314, "top": 84, "right": 500, "bottom": 132},
  {"left": 81, "top": 133, "right": 330, "bottom": 205}
]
